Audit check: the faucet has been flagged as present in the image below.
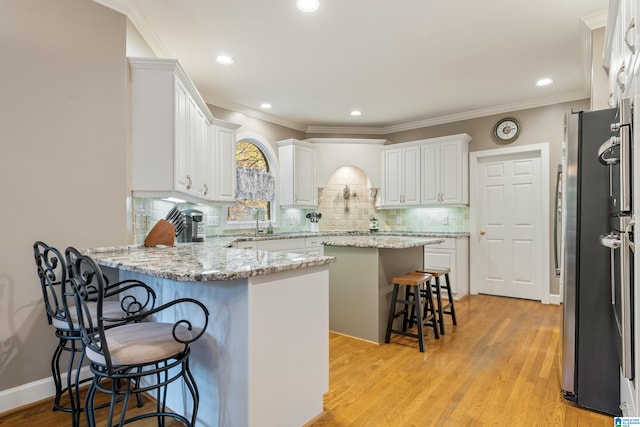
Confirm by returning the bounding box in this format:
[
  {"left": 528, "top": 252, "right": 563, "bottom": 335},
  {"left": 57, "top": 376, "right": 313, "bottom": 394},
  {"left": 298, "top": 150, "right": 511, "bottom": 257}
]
[{"left": 254, "top": 208, "right": 264, "bottom": 236}]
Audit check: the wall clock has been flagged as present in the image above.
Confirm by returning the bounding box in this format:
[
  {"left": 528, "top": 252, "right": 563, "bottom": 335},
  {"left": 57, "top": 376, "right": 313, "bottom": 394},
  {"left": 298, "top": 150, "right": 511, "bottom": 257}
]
[{"left": 493, "top": 118, "right": 520, "bottom": 144}]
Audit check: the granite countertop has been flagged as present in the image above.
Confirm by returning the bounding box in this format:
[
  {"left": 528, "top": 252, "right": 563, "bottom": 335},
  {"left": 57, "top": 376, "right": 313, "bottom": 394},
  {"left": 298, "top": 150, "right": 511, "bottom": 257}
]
[
  {"left": 83, "top": 241, "right": 336, "bottom": 282},
  {"left": 83, "top": 231, "right": 463, "bottom": 282},
  {"left": 228, "top": 230, "right": 469, "bottom": 243},
  {"left": 322, "top": 236, "right": 444, "bottom": 248}
]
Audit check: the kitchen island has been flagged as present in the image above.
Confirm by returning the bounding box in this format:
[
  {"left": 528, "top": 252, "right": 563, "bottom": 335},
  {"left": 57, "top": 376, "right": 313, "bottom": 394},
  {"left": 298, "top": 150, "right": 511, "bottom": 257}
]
[
  {"left": 84, "top": 241, "right": 336, "bottom": 427},
  {"left": 323, "top": 235, "right": 444, "bottom": 343}
]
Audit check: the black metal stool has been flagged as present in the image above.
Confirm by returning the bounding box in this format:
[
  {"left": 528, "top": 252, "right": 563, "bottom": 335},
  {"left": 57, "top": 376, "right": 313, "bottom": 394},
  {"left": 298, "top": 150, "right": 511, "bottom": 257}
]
[
  {"left": 417, "top": 268, "right": 457, "bottom": 335},
  {"left": 384, "top": 272, "right": 439, "bottom": 352}
]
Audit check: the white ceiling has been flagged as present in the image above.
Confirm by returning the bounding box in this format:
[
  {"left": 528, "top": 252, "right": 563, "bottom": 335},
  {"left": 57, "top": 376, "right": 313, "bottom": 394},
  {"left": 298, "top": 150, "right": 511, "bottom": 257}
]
[{"left": 98, "top": 0, "right": 609, "bottom": 133}]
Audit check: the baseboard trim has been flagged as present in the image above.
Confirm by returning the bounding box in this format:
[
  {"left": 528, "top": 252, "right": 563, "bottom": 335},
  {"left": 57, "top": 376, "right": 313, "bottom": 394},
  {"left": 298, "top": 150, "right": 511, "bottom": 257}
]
[
  {"left": 0, "top": 367, "right": 92, "bottom": 415},
  {"left": 548, "top": 293, "right": 562, "bottom": 305}
]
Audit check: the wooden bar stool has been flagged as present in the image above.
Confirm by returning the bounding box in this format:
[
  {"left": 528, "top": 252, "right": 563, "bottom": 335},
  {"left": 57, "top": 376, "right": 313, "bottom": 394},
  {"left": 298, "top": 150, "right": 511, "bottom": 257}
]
[
  {"left": 384, "top": 272, "right": 438, "bottom": 352},
  {"left": 417, "top": 268, "right": 457, "bottom": 335}
]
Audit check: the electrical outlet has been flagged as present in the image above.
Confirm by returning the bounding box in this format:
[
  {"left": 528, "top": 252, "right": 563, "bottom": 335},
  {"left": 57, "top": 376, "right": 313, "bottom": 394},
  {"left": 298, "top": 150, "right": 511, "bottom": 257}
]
[
  {"left": 396, "top": 216, "right": 402, "bottom": 225},
  {"left": 442, "top": 215, "right": 449, "bottom": 225},
  {"left": 207, "top": 215, "right": 219, "bottom": 226}
]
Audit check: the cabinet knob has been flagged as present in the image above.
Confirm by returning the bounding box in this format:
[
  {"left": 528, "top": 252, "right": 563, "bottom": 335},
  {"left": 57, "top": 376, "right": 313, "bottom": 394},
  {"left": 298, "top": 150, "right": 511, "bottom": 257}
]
[{"left": 480, "top": 230, "right": 486, "bottom": 235}]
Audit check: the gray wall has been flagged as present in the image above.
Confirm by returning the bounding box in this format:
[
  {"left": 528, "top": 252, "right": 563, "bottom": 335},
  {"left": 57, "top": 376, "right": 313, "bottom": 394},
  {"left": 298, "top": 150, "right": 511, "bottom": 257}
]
[{"left": 0, "top": 0, "right": 128, "bottom": 392}]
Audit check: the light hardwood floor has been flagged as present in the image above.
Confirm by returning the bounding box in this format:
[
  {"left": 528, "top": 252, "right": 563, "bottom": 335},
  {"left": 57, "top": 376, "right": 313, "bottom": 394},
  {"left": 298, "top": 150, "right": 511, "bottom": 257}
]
[{"left": 0, "top": 294, "right": 614, "bottom": 426}]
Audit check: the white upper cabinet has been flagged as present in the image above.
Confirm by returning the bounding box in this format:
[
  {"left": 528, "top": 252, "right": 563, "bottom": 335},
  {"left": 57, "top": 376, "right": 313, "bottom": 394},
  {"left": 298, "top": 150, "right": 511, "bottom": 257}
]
[
  {"left": 129, "top": 57, "right": 238, "bottom": 203},
  {"left": 381, "top": 145, "right": 421, "bottom": 206},
  {"left": 209, "top": 122, "right": 239, "bottom": 203},
  {"left": 604, "top": 0, "right": 639, "bottom": 105},
  {"left": 277, "top": 139, "right": 317, "bottom": 208},
  {"left": 380, "top": 134, "right": 470, "bottom": 208},
  {"left": 421, "top": 136, "right": 470, "bottom": 205}
]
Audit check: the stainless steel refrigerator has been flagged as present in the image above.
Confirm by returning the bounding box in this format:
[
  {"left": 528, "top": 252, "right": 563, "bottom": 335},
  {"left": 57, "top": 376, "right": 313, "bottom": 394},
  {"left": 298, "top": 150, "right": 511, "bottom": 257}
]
[{"left": 559, "top": 107, "right": 621, "bottom": 416}]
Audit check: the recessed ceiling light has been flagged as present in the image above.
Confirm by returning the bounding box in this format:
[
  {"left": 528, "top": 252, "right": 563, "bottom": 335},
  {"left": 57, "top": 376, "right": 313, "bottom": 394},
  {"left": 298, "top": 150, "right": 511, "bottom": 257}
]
[
  {"left": 297, "top": 0, "right": 319, "bottom": 12},
  {"left": 216, "top": 55, "right": 234, "bottom": 65},
  {"left": 260, "top": 103, "right": 272, "bottom": 109},
  {"left": 536, "top": 78, "right": 554, "bottom": 87},
  {"left": 350, "top": 110, "right": 362, "bottom": 117}
]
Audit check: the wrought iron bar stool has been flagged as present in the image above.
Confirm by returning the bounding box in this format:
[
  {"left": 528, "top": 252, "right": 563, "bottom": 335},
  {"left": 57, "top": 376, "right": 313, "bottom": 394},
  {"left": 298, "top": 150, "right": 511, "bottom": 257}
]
[
  {"left": 417, "top": 268, "right": 457, "bottom": 335},
  {"left": 33, "top": 241, "right": 156, "bottom": 426},
  {"left": 384, "top": 272, "right": 438, "bottom": 352},
  {"left": 65, "top": 247, "right": 210, "bottom": 427}
]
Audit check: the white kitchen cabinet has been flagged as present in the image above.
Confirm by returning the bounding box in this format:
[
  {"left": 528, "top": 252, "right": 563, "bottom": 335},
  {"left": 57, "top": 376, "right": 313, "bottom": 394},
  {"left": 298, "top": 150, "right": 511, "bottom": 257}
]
[
  {"left": 380, "top": 134, "right": 470, "bottom": 208},
  {"left": 129, "top": 57, "right": 238, "bottom": 203},
  {"left": 277, "top": 139, "right": 317, "bottom": 208},
  {"left": 421, "top": 136, "right": 470, "bottom": 205},
  {"left": 235, "top": 237, "right": 323, "bottom": 256},
  {"left": 381, "top": 145, "right": 420, "bottom": 206},
  {"left": 604, "top": 0, "right": 639, "bottom": 106},
  {"left": 208, "top": 121, "right": 240, "bottom": 203},
  {"left": 424, "top": 237, "right": 469, "bottom": 298}
]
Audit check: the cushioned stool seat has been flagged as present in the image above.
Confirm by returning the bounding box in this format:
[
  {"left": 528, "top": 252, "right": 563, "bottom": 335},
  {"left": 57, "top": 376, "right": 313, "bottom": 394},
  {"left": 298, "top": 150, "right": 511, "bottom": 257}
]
[{"left": 384, "top": 272, "right": 438, "bottom": 352}]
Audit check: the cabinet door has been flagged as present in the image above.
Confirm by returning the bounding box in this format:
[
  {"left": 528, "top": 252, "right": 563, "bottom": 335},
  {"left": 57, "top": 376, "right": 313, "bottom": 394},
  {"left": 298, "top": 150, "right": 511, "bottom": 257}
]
[
  {"left": 421, "top": 144, "right": 440, "bottom": 204},
  {"left": 210, "top": 125, "right": 237, "bottom": 202},
  {"left": 402, "top": 146, "right": 421, "bottom": 205},
  {"left": 440, "top": 140, "right": 464, "bottom": 204},
  {"left": 424, "top": 248, "right": 456, "bottom": 294},
  {"left": 382, "top": 148, "right": 403, "bottom": 205},
  {"left": 191, "top": 106, "right": 209, "bottom": 198},
  {"left": 174, "top": 79, "right": 191, "bottom": 192},
  {"left": 293, "top": 145, "right": 316, "bottom": 205}
]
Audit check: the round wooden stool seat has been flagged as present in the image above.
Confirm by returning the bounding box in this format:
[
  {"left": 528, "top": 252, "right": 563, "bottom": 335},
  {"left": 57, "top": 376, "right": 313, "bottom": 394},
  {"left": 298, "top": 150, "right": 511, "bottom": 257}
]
[{"left": 385, "top": 272, "right": 439, "bottom": 352}]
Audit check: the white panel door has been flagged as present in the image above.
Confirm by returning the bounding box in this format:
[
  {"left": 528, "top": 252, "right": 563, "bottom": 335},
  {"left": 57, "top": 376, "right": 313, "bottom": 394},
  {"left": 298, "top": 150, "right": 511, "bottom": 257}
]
[{"left": 477, "top": 152, "right": 542, "bottom": 300}]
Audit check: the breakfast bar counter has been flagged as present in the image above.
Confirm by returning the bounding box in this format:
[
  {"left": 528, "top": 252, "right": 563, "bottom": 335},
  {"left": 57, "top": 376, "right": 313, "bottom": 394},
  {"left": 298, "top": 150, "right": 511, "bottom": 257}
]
[
  {"left": 84, "top": 242, "right": 336, "bottom": 427},
  {"left": 323, "top": 236, "right": 444, "bottom": 343}
]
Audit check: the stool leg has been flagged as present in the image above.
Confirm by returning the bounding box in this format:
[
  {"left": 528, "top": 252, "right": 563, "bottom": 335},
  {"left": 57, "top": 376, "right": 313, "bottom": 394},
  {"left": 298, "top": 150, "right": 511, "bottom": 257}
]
[
  {"left": 433, "top": 276, "right": 445, "bottom": 335},
  {"left": 412, "top": 284, "right": 425, "bottom": 352},
  {"left": 444, "top": 273, "right": 457, "bottom": 325},
  {"left": 424, "top": 287, "right": 440, "bottom": 340},
  {"left": 385, "top": 284, "right": 400, "bottom": 344},
  {"left": 403, "top": 285, "right": 412, "bottom": 331}
]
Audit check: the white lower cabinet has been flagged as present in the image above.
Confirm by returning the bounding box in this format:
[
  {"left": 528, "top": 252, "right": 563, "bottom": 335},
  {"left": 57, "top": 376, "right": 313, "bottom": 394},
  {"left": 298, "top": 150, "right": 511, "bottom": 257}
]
[
  {"left": 423, "top": 237, "right": 469, "bottom": 298},
  {"left": 235, "top": 237, "right": 324, "bottom": 256}
]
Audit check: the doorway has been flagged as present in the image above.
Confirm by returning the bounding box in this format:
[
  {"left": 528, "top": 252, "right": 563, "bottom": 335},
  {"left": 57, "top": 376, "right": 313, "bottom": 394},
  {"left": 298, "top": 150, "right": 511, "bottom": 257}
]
[{"left": 470, "top": 143, "right": 550, "bottom": 303}]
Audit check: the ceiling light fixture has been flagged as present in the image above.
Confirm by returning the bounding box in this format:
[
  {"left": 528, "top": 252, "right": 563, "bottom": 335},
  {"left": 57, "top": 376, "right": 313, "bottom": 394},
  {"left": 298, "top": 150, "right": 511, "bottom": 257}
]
[
  {"left": 297, "top": 0, "right": 319, "bottom": 12},
  {"left": 350, "top": 110, "right": 362, "bottom": 117},
  {"left": 216, "top": 55, "right": 234, "bottom": 65},
  {"left": 536, "top": 78, "right": 554, "bottom": 87},
  {"left": 260, "top": 103, "right": 272, "bottom": 109}
]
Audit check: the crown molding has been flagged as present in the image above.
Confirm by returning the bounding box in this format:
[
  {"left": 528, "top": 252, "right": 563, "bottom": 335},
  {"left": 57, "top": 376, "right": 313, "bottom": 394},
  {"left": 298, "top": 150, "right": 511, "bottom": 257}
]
[
  {"left": 307, "top": 89, "right": 589, "bottom": 135},
  {"left": 201, "top": 93, "right": 309, "bottom": 132},
  {"left": 95, "top": 0, "right": 597, "bottom": 137},
  {"left": 93, "top": 0, "right": 169, "bottom": 57}
]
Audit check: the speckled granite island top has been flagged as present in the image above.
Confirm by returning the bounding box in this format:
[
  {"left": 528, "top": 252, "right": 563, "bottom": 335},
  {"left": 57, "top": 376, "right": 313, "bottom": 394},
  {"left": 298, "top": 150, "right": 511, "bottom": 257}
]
[
  {"left": 83, "top": 241, "right": 336, "bottom": 282},
  {"left": 322, "top": 236, "right": 444, "bottom": 248}
]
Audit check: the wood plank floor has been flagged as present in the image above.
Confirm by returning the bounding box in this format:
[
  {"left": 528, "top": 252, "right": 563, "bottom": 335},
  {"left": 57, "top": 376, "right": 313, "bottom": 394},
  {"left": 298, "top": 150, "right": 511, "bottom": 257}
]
[{"left": 0, "top": 295, "right": 614, "bottom": 426}]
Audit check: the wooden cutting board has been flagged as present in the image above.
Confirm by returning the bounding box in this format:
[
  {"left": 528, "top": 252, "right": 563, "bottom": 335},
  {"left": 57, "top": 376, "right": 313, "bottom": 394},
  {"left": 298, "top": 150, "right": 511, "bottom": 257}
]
[{"left": 144, "top": 219, "right": 176, "bottom": 247}]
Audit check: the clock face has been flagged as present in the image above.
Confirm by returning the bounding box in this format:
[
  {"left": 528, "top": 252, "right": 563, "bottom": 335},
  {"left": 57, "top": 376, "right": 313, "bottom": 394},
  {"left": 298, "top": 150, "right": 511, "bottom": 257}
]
[{"left": 493, "top": 118, "right": 520, "bottom": 143}]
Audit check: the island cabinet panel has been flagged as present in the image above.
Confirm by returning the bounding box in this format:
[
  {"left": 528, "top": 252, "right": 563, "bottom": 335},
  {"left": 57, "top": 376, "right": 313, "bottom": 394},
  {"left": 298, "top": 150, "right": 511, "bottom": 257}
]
[
  {"left": 117, "top": 266, "right": 329, "bottom": 427},
  {"left": 325, "top": 244, "right": 427, "bottom": 343}
]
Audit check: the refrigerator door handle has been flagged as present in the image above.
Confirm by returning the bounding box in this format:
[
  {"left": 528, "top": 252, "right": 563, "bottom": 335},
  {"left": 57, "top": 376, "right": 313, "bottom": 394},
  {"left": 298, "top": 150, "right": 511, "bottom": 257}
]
[
  {"left": 597, "top": 136, "right": 620, "bottom": 165},
  {"left": 554, "top": 165, "right": 562, "bottom": 277}
]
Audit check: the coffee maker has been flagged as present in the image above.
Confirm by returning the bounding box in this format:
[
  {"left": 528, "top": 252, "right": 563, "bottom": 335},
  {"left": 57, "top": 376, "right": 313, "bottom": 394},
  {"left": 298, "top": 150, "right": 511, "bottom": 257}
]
[{"left": 179, "top": 209, "right": 204, "bottom": 242}]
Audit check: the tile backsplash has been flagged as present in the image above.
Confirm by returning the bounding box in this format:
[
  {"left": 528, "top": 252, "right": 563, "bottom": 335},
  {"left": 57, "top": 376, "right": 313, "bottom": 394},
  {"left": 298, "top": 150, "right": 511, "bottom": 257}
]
[{"left": 132, "top": 164, "right": 468, "bottom": 243}]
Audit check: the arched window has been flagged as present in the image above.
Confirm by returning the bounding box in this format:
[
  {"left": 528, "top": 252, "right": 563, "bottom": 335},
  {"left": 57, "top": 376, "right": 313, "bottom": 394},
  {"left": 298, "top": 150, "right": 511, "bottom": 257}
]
[{"left": 227, "top": 136, "right": 277, "bottom": 225}]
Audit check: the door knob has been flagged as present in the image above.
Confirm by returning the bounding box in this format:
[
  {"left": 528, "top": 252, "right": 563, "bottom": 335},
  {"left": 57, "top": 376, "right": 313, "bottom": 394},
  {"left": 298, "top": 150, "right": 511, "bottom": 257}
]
[{"left": 480, "top": 230, "right": 486, "bottom": 235}]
